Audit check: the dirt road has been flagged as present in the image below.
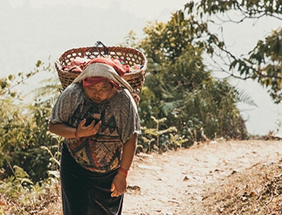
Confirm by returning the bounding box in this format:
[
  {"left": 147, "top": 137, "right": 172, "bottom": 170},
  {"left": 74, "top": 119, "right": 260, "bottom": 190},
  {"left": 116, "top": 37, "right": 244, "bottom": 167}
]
[{"left": 123, "top": 140, "right": 282, "bottom": 215}]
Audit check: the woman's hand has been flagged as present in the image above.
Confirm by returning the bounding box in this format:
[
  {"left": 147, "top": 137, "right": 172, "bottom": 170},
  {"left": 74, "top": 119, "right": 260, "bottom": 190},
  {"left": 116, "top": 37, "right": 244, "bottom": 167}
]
[
  {"left": 110, "top": 173, "right": 127, "bottom": 197},
  {"left": 76, "top": 119, "right": 102, "bottom": 138}
]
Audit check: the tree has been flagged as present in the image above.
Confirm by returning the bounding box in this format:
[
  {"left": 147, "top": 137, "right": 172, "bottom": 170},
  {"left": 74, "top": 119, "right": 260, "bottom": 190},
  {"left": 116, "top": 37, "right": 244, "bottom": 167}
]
[
  {"left": 184, "top": 0, "right": 282, "bottom": 103},
  {"left": 0, "top": 60, "right": 49, "bottom": 99},
  {"left": 130, "top": 11, "right": 250, "bottom": 144}
]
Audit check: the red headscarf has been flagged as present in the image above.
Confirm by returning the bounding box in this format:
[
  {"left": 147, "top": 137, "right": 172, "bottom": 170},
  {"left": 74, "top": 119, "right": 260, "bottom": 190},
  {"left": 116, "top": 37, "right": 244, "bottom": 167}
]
[{"left": 83, "top": 77, "right": 120, "bottom": 89}]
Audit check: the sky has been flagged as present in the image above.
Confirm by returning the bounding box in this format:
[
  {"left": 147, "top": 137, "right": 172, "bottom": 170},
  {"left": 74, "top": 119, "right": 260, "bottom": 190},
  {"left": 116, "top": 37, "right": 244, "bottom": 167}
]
[
  {"left": 1, "top": 0, "right": 282, "bottom": 135},
  {"left": 0, "top": 0, "right": 187, "bottom": 75}
]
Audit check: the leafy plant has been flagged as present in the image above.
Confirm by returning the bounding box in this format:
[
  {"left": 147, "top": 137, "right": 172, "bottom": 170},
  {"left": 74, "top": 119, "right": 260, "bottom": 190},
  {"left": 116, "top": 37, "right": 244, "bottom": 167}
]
[
  {"left": 168, "top": 133, "right": 189, "bottom": 150},
  {"left": 0, "top": 165, "right": 60, "bottom": 214},
  {"left": 140, "top": 116, "right": 178, "bottom": 153}
]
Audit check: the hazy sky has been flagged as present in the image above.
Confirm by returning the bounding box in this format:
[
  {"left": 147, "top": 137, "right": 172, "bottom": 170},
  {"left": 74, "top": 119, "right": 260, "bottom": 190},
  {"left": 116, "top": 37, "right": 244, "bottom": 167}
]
[
  {"left": 10, "top": 0, "right": 186, "bottom": 19},
  {"left": 1, "top": 0, "right": 188, "bottom": 75},
  {"left": 2, "top": 0, "right": 282, "bottom": 135}
]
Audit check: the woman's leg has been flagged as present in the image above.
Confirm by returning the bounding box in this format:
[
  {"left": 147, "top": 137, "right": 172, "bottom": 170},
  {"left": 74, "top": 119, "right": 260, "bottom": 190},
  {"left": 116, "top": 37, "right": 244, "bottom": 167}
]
[
  {"left": 60, "top": 144, "right": 89, "bottom": 215},
  {"left": 86, "top": 169, "right": 124, "bottom": 215}
]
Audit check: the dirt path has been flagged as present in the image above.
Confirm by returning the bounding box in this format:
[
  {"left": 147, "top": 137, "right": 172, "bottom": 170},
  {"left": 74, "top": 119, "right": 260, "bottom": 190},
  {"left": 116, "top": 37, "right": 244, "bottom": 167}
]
[{"left": 123, "top": 140, "right": 282, "bottom": 215}]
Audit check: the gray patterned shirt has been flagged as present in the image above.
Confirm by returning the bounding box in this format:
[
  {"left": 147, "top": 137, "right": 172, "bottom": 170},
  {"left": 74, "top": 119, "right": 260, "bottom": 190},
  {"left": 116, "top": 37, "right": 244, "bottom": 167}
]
[{"left": 50, "top": 83, "right": 140, "bottom": 173}]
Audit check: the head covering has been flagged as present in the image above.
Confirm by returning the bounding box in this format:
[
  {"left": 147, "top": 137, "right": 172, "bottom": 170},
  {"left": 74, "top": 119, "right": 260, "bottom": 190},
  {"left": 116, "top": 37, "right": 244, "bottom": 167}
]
[
  {"left": 84, "top": 57, "right": 130, "bottom": 77},
  {"left": 72, "top": 58, "right": 133, "bottom": 93},
  {"left": 82, "top": 77, "right": 120, "bottom": 89}
]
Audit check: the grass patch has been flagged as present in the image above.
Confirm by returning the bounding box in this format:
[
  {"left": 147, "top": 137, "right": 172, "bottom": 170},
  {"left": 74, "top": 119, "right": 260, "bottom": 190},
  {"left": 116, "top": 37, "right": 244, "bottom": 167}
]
[{"left": 198, "top": 159, "right": 282, "bottom": 214}]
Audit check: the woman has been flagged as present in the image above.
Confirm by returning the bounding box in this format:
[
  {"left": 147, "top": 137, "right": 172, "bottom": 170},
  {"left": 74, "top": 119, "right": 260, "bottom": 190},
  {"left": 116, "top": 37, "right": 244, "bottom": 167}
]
[{"left": 49, "top": 57, "right": 140, "bottom": 215}]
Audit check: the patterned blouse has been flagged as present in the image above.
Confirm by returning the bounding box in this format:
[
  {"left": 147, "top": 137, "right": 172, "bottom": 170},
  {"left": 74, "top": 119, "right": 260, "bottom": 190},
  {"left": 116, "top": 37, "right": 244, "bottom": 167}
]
[{"left": 50, "top": 83, "right": 140, "bottom": 173}]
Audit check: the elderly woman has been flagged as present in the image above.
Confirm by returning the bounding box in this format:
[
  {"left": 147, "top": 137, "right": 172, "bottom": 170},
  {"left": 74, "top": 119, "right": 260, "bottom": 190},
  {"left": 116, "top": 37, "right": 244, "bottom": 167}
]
[{"left": 49, "top": 57, "right": 140, "bottom": 215}]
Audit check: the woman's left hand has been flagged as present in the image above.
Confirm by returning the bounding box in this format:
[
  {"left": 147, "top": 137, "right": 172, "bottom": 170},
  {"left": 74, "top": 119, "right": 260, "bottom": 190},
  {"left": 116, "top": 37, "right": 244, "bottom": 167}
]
[{"left": 110, "top": 173, "right": 127, "bottom": 197}]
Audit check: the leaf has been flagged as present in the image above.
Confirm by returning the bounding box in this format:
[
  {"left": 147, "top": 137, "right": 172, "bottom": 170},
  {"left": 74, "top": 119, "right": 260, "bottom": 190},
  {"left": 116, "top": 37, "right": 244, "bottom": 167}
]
[{"left": 235, "top": 88, "right": 258, "bottom": 107}]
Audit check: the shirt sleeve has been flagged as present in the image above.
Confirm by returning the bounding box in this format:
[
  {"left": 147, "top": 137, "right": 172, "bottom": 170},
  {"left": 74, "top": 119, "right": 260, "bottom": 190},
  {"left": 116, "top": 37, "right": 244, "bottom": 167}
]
[
  {"left": 119, "top": 89, "right": 141, "bottom": 144},
  {"left": 49, "top": 84, "right": 80, "bottom": 125}
]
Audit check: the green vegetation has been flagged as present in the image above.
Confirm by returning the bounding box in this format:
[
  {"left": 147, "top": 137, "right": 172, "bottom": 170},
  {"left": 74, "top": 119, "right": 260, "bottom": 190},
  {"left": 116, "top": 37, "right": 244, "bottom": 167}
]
[
  {"left": 0, "top": 61, "right": 62, "bottom": 214},
  {"left": 131, "top": 11, "right": 250, "bottom": 147}
]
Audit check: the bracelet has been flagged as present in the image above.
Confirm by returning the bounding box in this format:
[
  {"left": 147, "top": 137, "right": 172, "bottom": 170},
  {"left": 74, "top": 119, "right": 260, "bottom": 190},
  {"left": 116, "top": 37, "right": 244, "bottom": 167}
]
[
  {"left": 74, "top": 128, "right": 79, "bottom": 140},
  {"left": 118, "top": 167, "right": 128, "bottom": 177}
]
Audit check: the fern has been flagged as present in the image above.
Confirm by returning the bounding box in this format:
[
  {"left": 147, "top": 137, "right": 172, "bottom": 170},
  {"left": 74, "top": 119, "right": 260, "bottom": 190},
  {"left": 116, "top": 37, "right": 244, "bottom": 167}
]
[{"left": 235, "top": 88, "right": 258, "bottom": 107}]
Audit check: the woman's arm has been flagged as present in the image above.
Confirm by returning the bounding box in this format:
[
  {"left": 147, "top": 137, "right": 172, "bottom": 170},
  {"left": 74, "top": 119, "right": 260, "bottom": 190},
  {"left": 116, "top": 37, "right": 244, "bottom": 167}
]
[
  {"left": 48, "top": 119, "right": 101, "bottom": 139},
  {"left": 48, "top": 121, "right": 77, "bottom": 138},
  {"left": 119, "top": 133, "right": 138, "bottom": 171},
  {"left": 111, "top": 133, "right": 137, "bottom": 197}
]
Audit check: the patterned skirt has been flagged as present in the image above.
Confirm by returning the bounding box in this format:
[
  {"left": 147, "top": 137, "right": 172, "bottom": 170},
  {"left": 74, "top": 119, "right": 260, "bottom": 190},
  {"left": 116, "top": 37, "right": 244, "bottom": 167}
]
[{"left": 60, "top": 144, "right": 123, "bottom": 215}]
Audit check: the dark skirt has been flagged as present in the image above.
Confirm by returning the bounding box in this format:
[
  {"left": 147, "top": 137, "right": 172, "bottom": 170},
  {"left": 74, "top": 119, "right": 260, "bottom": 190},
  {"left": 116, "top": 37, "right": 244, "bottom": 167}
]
[{"left": 60, "top": 144, "right": 123, "bottom": 215}]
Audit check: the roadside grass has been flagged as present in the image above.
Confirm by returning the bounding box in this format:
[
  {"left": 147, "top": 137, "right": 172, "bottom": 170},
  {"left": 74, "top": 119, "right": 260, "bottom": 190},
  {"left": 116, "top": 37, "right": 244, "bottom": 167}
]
[{"left": 192, "top": 158, "right": 282, "bottom": 214}]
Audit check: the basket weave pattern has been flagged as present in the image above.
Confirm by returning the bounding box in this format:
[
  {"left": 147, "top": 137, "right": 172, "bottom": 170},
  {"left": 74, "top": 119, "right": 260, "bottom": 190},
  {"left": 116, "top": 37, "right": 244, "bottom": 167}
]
[{"left": 55, "top": 46, "right": 147, "bottom": 94}]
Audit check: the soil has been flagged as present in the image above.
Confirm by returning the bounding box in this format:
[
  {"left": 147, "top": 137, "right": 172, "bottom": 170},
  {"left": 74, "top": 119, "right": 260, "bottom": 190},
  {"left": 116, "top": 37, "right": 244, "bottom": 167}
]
[{"left": 122, "top": 139, "right": 282, "bottom": 215}]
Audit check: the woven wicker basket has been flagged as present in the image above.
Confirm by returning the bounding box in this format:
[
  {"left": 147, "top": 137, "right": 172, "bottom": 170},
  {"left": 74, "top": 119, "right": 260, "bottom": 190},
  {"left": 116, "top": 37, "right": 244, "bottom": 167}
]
[{"left": 55, "top": 42, "right": 147, "bottom": 95}]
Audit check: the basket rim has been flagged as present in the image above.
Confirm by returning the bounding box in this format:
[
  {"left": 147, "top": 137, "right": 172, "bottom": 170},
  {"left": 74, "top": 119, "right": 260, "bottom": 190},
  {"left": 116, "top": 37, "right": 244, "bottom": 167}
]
[
  {"left": 58, "top": 45, "right": 147, "bottom": 63},
  {"left": 55, "top": 45, "right": 148, "bottom": 93},
  {"left": 56, "top": 45, "right": 148, "bottom": 76}
]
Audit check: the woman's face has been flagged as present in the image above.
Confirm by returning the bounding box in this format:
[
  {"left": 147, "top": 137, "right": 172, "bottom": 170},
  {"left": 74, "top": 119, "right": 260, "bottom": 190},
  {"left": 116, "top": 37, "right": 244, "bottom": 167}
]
[{"left": 84, "top": 80, "right": 116, "bottom": 103}]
